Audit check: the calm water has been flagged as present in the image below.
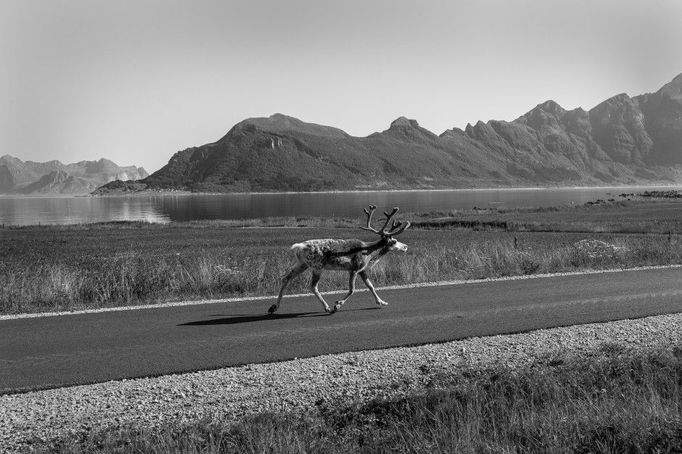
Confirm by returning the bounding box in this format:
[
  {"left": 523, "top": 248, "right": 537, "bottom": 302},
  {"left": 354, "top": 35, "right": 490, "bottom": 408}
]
[{"left": 0, "top": 187, "right": 673, "bottom": 226}]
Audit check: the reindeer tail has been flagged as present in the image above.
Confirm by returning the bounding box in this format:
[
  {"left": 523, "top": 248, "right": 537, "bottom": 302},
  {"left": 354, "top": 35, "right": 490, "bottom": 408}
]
[{"left": 290, "top": 243, "right": 307, "bottom": 252}]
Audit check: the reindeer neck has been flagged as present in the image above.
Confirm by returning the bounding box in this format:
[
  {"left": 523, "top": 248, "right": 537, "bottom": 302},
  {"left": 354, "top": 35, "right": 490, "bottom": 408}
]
[
  {"left": 324, "top": 237, "right": 388, "bottom": 258},
  {"left": 361, "top": 237, "right": 388, "bottom": 253},
  {"left": 362, "top": 239, "right": 393, "bottom": 268},
  {"left": 361, "top": 237, "right": 393, "bottom": 259}
]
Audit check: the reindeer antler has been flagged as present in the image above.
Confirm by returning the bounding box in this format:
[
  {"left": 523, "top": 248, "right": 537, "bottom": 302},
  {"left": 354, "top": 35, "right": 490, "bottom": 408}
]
[
  {"left": 379, "top": 207, "right": 399, "bottom": 233},
  {"left": 386, "top": 218, "right": 411, "bottom": 236},
  {"left": 360, "top": 205, "right": 381, "bottom": 234},
  {"left": 359, "top": 205, "right": 410, "bottom": 236}
]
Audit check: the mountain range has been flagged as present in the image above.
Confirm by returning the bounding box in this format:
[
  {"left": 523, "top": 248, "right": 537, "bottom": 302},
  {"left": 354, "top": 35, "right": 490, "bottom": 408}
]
[
  {"left": 96, "top": 72, "right": 681, "bottom": 193},
  {"left": 0, "top": 156, "right": 148, "bottom": 195}
]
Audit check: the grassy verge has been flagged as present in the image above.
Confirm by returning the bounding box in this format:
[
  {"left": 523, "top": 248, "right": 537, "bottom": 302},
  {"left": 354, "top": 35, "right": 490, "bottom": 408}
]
[
  {"left": 36, "top": 344, "right": 682, "bottom": 453},
  {"left": 411, "top": 198, "right": 682, "bottom": 234},
  {"left": 3, "top": 200, "right": 682, "bottom": 315}
]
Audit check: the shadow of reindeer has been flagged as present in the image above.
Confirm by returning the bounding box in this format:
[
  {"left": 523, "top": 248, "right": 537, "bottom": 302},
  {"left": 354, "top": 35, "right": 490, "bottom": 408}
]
[
  {"left": 179, "top": 306, "right": 381, "bottom": 326},
  {"left": 178, "top": 312, "right": 326, "bottom": 326}
]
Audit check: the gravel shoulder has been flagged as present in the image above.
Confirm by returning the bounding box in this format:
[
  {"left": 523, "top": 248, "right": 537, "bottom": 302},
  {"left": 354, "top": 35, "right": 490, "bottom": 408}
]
[{"left": 2, "top": 313, "right": 681, "bottom": 452}]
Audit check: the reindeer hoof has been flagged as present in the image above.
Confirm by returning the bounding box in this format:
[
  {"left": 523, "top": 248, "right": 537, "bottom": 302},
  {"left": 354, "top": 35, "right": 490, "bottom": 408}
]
[
  {"left": 268, "top": 304, "right": 278, "bottom": 314},
  {"left": 333, "top": 302, "right": 343, "bottom": 313},
  {"left": 376, "top": 300, "right": 389, "bottom": 307}
]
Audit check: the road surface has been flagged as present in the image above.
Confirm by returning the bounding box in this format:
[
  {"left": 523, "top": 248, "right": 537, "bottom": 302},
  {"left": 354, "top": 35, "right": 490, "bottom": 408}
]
[{"left": 2, "top": 267, "right": 682, "bottom": 394}]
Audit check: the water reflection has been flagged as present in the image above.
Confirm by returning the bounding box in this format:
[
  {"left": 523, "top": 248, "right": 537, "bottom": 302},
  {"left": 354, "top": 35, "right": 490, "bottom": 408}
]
[
  {"left": 150, "top": 187, "right": 648, "bottom": 222},
  {"left": 0, "top": 196, "right": 169, "bottom": 226},
  {"left": 0, "top": 186, "right": 675, "bottom": 226}
]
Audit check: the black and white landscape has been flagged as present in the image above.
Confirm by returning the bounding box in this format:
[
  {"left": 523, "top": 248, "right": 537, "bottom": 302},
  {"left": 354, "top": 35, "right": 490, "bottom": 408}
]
[{"left": 2, "top": 1, "right": 682, "bottom": 452}]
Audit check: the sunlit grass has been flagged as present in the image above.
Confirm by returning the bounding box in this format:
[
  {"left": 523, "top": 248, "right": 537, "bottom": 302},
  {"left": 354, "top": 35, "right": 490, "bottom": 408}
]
[
  {"left": 37, "top": 344, "right": 682, "bottom": 453},
  {"left": 2, "top": 230, "right": 682, "bottom": 315}
]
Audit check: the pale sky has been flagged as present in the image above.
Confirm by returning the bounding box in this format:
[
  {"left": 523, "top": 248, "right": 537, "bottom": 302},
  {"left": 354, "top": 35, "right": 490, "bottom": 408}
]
[{"left": 2, "top": 0, "right": 681, "bottom": 173}]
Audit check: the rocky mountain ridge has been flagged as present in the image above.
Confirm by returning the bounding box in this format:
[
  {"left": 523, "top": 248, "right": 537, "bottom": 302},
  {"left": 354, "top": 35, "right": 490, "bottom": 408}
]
[
  {"left": 95, "top": 73, "right": 682, "bottom": 193},
  {"left": 0, "top": 156, "right": 148, "bottom": 195}
]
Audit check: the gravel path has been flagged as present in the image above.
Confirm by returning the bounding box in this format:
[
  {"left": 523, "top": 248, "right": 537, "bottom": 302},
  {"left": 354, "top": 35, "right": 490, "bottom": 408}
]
[{"left": 1, "top": 313, "right": 681, "bottom": 452}]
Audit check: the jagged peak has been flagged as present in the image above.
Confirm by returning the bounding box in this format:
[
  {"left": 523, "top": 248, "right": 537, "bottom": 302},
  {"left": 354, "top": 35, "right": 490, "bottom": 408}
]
[
  {"left": 590, "top": 93, "right": 636, "bottom": 114},
  {"left": 658, "top": 72, "right": 682, "bottom": 89},
  {"left": 389, "top": 116, "right": 421, "bottom": 129},
  {"left": 536, "top": 100, "right": 566, "bottom": 115},
  {"left": 600, "top": 93, "right": 633, "bottom": 106},
  {"left": 380, "top": 116, "right": 439, "bottom": 139},
  {"left": 439, "top": 126, "right": 466, "bottom": 138},
  {"left": 460, "top": 120, "right": 501, "bottom": 141},
  {"left": 658, "top": 73, "right": 682, "bottom": 101},
  {"left": 0, "top": 154, "right": 23, "bottom": 166},
  {"left": 514, "top": 100, "right": 567, "bottom": 124},
  {"left": 608, "top": 93, "right": 632, "bottom": 102}
]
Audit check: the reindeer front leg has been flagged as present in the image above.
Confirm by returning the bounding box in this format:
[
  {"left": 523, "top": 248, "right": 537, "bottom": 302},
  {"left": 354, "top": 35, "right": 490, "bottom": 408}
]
[
  {"left": 310, "top": 270, "right": 333, "bottom": 313},
  {"left": 359, "top": 270, "right": 388, "bottom": 307},
  {"left": 332, "top": 271, "right": 358, "bottom": 313}
]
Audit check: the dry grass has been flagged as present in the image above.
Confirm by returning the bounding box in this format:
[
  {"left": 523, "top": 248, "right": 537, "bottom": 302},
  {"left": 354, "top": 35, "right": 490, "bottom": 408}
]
[
  {"left": 2, "top": 229, "right": 681, "bottom": 315},
  {"left": 38, "top": 344, "right": 682, "bottom": 453}
]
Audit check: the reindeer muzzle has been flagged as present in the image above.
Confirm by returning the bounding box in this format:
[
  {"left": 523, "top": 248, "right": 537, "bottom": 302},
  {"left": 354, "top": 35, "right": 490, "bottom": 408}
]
[{"left": 393, "top": 241, "right": 408, "bottom": 252}]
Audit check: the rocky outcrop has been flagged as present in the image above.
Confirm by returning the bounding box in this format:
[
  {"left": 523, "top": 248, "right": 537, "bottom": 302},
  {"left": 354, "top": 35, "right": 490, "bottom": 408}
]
[
  {"left": 588, "top": 94, "right": 652, "bottom": 164},
  {"left": 636, "top": 74, "right": 682, "bottom": 165}
]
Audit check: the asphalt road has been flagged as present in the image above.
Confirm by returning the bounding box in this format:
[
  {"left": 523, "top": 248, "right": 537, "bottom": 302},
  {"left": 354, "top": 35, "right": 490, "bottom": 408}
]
[{"left": 2, "top": 267, "right": 682, "bottom": 394}]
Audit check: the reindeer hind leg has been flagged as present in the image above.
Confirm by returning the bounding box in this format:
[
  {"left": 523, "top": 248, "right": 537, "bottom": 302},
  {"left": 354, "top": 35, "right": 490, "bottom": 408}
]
[
  {"left": 310, "top": 270, "right": 333, "bottom": 314},
  {"left": 332, "top": 271, "right": 358, "bottom": 313},
  {"left": 269, "top": 262, "right": 308, "bottom": 314}
]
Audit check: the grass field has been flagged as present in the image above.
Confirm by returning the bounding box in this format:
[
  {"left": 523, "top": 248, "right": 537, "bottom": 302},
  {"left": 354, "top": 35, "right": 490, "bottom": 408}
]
[
  {"left": 2, "top": 199, "right": 682, "bottom": 315},
  {"left": 413, "top": 198, "right": 682, "bottom": 234},
  {"left": 35, "top": 343, "right": 682, "bottom": 453}
]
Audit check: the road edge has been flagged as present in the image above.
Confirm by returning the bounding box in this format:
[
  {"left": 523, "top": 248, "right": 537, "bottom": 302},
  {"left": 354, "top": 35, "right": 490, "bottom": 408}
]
[{"left": 2, "top": 264, "right": 681, "bottom": 321}]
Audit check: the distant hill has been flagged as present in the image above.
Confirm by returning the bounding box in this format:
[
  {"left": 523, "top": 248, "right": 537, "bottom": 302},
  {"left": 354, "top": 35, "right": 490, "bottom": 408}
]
[
  {"left": 0, "top": 156, "right": 148, "bottom": 195},
  {"left": 95, "top": 73, "right": 682, "bottom": 194}
]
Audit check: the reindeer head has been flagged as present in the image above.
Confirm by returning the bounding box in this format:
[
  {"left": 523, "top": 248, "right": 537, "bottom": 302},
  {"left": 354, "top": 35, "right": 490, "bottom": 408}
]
[{"left": 360, "top": 205, "right": 411, "bottom": 252}]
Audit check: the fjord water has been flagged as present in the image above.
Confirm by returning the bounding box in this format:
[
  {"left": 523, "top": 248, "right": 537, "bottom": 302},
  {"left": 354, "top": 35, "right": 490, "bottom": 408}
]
[{"left": 0, "top": 187, "right": 670, "bottom": 226}]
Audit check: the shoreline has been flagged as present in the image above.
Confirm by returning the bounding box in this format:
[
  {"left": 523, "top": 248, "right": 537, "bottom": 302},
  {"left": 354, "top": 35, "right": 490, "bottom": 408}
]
[
  {"left": 3, "top": 183, "right": 682, "bottom": 199},
  {"left": 92, "top": 183, "right": 682, "bottom": 197}
]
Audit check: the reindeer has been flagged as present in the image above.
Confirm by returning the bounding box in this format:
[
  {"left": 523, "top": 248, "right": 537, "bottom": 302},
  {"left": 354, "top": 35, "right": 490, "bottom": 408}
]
[{"left": 268, "top": 205, "right": 411, "bottom": 314}]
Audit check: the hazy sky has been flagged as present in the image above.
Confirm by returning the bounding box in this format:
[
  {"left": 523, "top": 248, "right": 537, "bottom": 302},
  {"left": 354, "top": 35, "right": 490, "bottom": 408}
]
[{"left": 2, "top": 0, "right": 682, "bottom": 173}]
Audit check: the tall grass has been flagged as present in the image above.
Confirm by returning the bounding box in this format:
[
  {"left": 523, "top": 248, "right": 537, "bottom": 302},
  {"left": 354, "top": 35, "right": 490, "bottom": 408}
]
[
  {"left": 38, "top": 345, "right": 682, "bottom": 453},
  {"left": 0, "top": 255, "right": 283, "bottom": 313},
  {"left": 3, "top": 233, "right": 682, "bottom": 314}
]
